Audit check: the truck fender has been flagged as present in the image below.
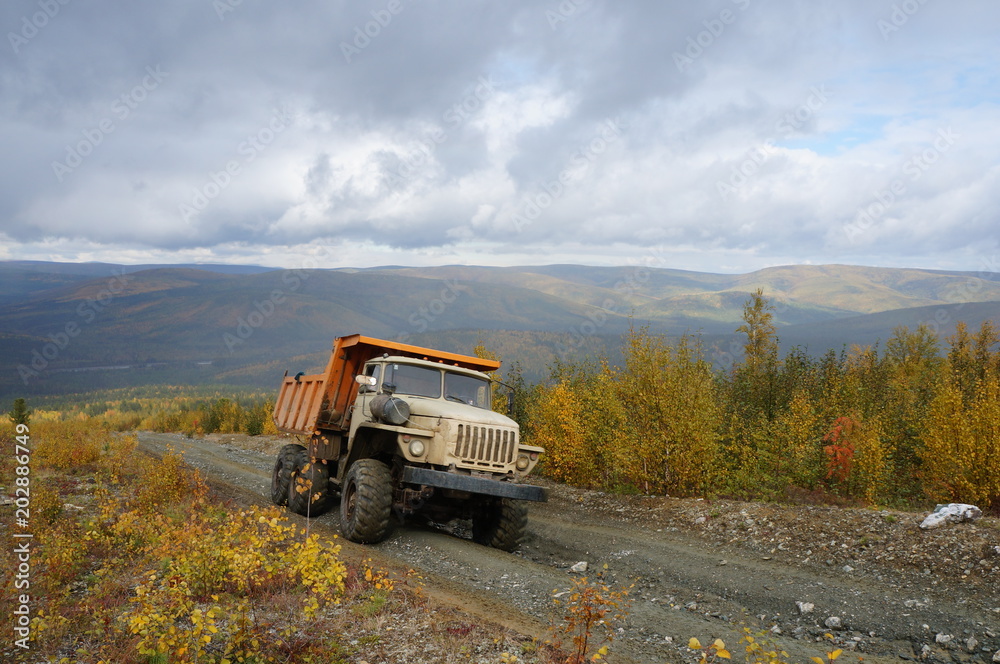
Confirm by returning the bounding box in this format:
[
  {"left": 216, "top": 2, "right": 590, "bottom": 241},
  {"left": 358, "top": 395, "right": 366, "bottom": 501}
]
[{"left": 338, "top": 428, "right": 395, "bottom": 482}]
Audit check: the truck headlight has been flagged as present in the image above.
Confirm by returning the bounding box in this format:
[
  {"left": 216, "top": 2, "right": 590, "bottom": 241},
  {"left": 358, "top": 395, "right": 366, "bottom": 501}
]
[
  {"left": 408, "top": 439, "right": 426, "bottom": 457},
  {"left": 516, "top": 454, "right": 530, "bottom": 470}
]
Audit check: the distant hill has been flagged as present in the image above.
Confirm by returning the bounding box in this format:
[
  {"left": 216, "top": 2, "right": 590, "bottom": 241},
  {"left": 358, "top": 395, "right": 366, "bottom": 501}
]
[
  {"left": 0, "top": 261, "right": 274, "bottom": 306},
  {"left": 777, "top": 299, "right": 1000, "bottom": 353},
  {"left": 0, "top": 260, "right": 998, "bottom": 400}
]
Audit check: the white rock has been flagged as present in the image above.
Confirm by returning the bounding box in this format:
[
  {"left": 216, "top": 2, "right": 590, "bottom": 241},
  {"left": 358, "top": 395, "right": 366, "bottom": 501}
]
[
  {"left": 842, "top": 565, "right": 854, "bottom": 573},
  {"left": 570, "top": 561, "right": 588, "bottom": 573},
  {"left": 694, "top": 516, "right": 707, "bottom": 524},
  {"left": 966, "top": 637, "right": 978, "bottom": 653},
  {"left": 993, "top": 649, "right": 1000, "bottom": 664},
  {"left": 935, "top": 633, "right": 953, "bottom": 644},
  {"left": 825, "top": 616, "right": 843, "bottom": 629},
  {"left": 796, "top": 601, "right": 815, "bottom": 615},
  {"left": 919, "top": 503, "right": 983, "bottom": 529}
]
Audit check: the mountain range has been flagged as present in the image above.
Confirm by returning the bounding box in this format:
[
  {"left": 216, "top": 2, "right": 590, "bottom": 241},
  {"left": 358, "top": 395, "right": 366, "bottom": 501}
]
[{"left": 1, "top": 260, "right": 998, "bottom": 400}]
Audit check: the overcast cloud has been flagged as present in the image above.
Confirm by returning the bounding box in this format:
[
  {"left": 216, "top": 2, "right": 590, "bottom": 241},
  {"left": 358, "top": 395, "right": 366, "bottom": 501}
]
[{"left": 1, "top": 0, "right": 997, "bottom": 273}]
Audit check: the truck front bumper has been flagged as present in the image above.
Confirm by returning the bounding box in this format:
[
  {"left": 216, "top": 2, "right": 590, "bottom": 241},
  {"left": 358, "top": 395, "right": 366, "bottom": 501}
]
[{"left": 402, "top": 466, "right": 547, "bottom": 502}]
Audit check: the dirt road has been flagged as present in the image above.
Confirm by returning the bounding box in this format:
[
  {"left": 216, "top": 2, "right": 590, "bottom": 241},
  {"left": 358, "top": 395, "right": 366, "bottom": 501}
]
[{"left": 136, "top": 432, "right": 1000, "bottom": 664}]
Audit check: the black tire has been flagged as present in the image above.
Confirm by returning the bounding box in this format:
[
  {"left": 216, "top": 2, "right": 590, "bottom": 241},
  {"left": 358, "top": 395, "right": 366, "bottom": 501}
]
[
  {"left": 270, "top": 443, "right": 305, "bottom": 506},
  {"left": 340, "top": 459, "right": 393, "bottom": 544},
  {"left": 472, "top": 498, "right": 528, "bottom": 552},
  {"left": 287, "top": 448, "right": 332, "bottom": 517}
]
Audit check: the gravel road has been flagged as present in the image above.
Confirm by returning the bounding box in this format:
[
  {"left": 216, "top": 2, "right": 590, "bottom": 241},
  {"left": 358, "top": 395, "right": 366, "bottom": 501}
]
[{"left": 136, "top": 431, "right": 1000, "bottom": 664}]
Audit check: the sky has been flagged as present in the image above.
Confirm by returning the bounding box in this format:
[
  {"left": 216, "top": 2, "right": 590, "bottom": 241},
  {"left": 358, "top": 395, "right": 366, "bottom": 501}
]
[{"left": 1, "top": 0, "right": 998, "bottom": 275}]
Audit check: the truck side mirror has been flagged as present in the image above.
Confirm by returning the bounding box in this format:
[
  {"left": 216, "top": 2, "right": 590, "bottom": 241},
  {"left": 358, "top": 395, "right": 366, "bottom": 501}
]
[
  {"left": 355, "top": 375, "right": 377, "bottom": 392},
  {"left": 506, "top": 391, "right": 515, "bottom": 416}
]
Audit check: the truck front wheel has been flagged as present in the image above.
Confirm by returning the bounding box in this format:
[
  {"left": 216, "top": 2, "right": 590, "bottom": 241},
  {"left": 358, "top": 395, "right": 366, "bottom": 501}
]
[
  {"left": 287, "top": 448, "right": 332, "bottom": 517},
  {"left": 472, "top": 498, "right": 528, "bottom": 552},
  {"left": 270, "top": 443, "right": 305, "bottom": 506},
  {"left": 340, "top": 459, "right": 393, "bottom": 544}
]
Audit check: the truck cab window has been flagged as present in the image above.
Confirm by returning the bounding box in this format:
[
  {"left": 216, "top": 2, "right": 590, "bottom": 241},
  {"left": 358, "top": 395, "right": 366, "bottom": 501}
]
[
  {"left": 384, "top": 363, "right": 442, "bottom": 398},
  {"left": 444, "top": 372, "right": 490, "bottom": 409}
]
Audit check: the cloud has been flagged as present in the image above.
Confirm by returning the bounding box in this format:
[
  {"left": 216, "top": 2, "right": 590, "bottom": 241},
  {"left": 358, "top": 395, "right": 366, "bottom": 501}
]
[{"left": 1, "top": 0, "right": 999, "bottom": 272}]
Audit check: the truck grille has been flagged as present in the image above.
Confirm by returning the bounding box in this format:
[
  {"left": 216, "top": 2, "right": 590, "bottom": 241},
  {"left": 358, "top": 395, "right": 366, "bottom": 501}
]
[{"left": 456, "top": 425, "right": 517, "bottom": 468}]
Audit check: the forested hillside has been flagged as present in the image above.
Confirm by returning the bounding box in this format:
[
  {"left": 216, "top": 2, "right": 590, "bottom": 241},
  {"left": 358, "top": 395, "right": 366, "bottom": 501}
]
[{"left": 1, "top": 261, "right": 998, "bottom": 401}]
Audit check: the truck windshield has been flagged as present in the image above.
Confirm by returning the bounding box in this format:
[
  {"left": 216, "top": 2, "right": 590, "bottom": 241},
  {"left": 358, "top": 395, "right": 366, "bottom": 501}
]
[
  {"left": 444, "top": 372, "right": 490, "bottom": 409},
  {"left": 383, "top": 363, "right": 442, "bottom": 398}
]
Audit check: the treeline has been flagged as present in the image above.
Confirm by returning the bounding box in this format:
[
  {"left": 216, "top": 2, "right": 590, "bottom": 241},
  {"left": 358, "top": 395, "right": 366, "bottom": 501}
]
[
  {"left": 522, "top": 291, "right": 1000, "bottom": 509},
  {"left": 142, "top": 397, "right": 280, "bottom": 437},
  {"left": 23, "top": 388, "right": 280, "bottom": 438}
]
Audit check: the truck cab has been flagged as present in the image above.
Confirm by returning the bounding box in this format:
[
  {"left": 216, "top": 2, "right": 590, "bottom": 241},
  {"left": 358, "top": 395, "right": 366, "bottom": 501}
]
[{"left": 354, "top": 356, "right": 537, "bottom": 474}]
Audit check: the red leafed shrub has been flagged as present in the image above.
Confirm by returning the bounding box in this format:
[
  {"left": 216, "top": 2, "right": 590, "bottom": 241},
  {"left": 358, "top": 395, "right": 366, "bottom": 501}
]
[{"left": 823, "top": 417, "right": 857, "bottom": 484}]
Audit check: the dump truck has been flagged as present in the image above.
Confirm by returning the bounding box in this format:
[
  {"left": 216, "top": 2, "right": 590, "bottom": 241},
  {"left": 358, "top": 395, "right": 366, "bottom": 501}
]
[{"left": 269, "top": 334, "right": 545, "bottom": 551}]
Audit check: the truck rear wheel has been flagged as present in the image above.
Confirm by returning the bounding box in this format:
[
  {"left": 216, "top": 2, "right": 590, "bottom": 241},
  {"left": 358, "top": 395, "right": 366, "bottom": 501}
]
[
  {"left": 270, "top": 443, "right": 305, "bottom": 506},
  {"left": 473, "top": 498, "right": 528, "bottom": 552},
  {"left": 287, "top": 448, "right": 332, "bottom": 517},
  {"left": 340, "top": 459, "right": 393, "bottom": 544}
]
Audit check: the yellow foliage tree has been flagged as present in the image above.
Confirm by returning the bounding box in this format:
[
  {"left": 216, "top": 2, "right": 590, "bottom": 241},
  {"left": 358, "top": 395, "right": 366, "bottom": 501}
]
[
  {"left": 613, "top": 328, "right": 720, "bottom": 496},
  {"left": 528, "top": 381, "right": 597, "bottom": 486},
  {"left": 752, "top": 389, "right": 825, "bottom": 497},
  {"left": 847, "top": 414, "right": 889, "bottom": 504},
  {"left": 921, "top": 377, "right": 1000, "bottom": 505}
]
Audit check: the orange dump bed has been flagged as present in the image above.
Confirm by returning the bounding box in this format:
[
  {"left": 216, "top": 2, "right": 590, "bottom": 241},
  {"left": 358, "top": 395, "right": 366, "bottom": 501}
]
[{"left": 272, "top": 334, "right": 501, "bottom": 435}]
